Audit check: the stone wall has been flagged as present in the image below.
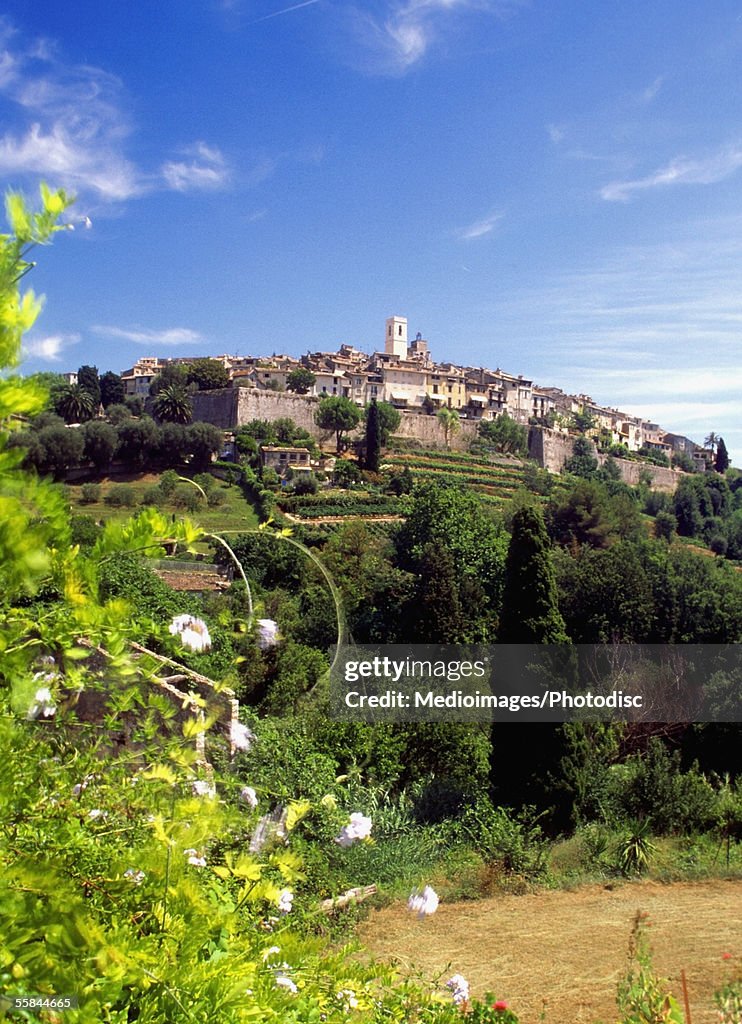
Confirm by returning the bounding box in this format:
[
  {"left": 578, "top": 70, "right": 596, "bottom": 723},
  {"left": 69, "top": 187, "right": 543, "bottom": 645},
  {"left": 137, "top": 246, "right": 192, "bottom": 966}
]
[
  {"left": 529, "top": 426, "right": 681, "bottom": 492},
  {"left": 392, "top": 411, "right": 479, "bottom": 451}
]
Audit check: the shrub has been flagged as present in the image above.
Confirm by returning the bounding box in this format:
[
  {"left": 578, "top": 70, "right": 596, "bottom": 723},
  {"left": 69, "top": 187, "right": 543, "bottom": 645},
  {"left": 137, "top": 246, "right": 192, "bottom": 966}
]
[
  {"left": 69, "top": 514, "right": 101, "bottom": 548},
  {"left": 104, "top": 484, "right": 137, "bottom": 507},
  {"left": 292, "top": 472, "right": 319, "bottom": 496},
  {"left": 207, "top": 488, "right": 226, "bottom": 507},
  {"left": 173, "top": 484, "right": 205, "bottom": 512},
  {"left": 79, "top": 482, "right": 101, "bottom": 504},
  {"left": 159, "top": 468, "right": 180, "bottom": 496},
  {"left": 141, "top": 484, "right": 164, "bottom": 507}
]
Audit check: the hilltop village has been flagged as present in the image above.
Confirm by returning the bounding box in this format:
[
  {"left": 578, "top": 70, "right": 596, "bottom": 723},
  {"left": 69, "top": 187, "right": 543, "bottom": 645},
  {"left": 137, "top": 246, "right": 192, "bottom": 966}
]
[{"left": 105, "top": 315, "right": 711, "bottom": 471}]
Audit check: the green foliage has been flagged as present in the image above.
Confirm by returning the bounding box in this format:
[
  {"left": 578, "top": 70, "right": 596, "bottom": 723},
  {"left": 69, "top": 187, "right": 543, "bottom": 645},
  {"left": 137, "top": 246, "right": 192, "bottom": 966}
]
[
  {"left": 654, "top": 509, "right": 677, "bottom": 541},
  {"left": 104, "top": 483, "right": 137, "bottom": 507},
  {"left": 152, "top": 382, "right": 193, "bottom": 424},
  {"left": 477, "top": 414, "right": 528, "bottom": 455},
  {"left": 716, "top": 437, "right": 731, "bottom": 473},
  {"left": 99, "top": 370, "right": 125, "bottom": 408},
  {"left": 333, "top": 458, "right": 361, "bottom": 487},
  {"left": 286, "top": 366, "right": 316, "bottom": 394},
  {"left": 81, "top": 419, "right": 117, "bottom": 471},
  {"left": 564, "top": 434, "right": 598, "bottom": 478},
  {"left": 367, "top": 400, "right": 401, "bottom": 444},
  {"left": 570, "top": 405, "right": 597, "bottom": 434},
  {"left": 364, "top": 397, "right": 381, "bottom": 472},
  {"left": 499, "top": 505, "right": 569, "bottom": 643},
  {"left": 148, "top": 362, "right": 188, "bottom": 396},
  {"left": 436, "top": 406, "right": 460, "bottom": 448},
  {"left": 616, "top": 913, "right": 684, "bottom": 1022},
  {"left": 76, "top": 364, "right": 101, "bottom": 407},
  {"left": 186, "top": 421, "right": 223, "bottom": 469},
  {"left": 79, "top": 482, "right": 101, "bottom": 504},
  {"left": 315, "top": 396, "right": 361, "bottom": 450},
  {"left": 54, "top": 383, "right": 96, "bottom": 424},
  {"left": 185, "top": 357, "right": 230, "bottom": 391}
]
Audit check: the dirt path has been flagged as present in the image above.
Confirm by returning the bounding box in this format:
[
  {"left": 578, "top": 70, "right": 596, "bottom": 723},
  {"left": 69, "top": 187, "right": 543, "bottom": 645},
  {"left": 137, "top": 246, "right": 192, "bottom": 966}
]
[{"left": 357, "top": 879, "right": 741, "bottom": 1024}]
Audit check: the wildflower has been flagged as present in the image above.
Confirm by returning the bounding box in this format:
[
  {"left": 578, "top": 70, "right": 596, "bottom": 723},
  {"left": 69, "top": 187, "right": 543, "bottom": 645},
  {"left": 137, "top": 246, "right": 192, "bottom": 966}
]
[
  {"left": 124, "top": 868, "right": 146, "bottom": 885},
  {"left": 27, "top": 686, "right": 57, "bottom": 721},
  {"left": 335, "top": 811, "right": 373, "bottom": 847},
  {"left": 722, "top": 952, "right": 733, "bottom": 960},
  {"left": 407, "top": 885, "right": 439, "bottom": 918},
  {"left": 337, "top": 989, "right": 359, "bottom": 1010},
  {"left": 277, "top": 888, "right": 294, "bottom": 914},
  {"left": 72, "top": 775, "right": 94, "bottom": 797},
  {"left": 275, "top": 974, "right": 297, "bottom": 995},
  {"left": 87, "top": 808, "right": 107, "bottom": 820},
  {"left": 230, "top": 719, "right": 255, "bottom": 752},
  {"left": 168, "top": 614, "right": 211, "bottom": 653},
  {"left": 262, "top": 946, "right": 281, "bottom": 960},
  {"left": 256, "top": 618, "right": 279, "bottom": 649},
  {"left": 493, "top": 1000, "right": 509, "bottom": 1011},
  {"left": 191, "top": 779, "right": 215, "bottom": 798},
  {"left": 240, "top": 786, "right": 259, "bottom": 809},
  {"left": 184, "top": 848, "right": 207, "bottom": 867},
  {"left": 446, "top": 974, "right": 470, "bottom": 1005}
]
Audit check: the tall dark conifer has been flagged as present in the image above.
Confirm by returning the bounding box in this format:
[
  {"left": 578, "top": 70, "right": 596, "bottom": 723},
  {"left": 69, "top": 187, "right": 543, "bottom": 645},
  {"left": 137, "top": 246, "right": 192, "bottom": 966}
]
[
  {"left": 715, "top": 437, "right": 730, "bottom": 473},
  {"left": 365, "top": 397, "right": 381, "bottom": 472}
]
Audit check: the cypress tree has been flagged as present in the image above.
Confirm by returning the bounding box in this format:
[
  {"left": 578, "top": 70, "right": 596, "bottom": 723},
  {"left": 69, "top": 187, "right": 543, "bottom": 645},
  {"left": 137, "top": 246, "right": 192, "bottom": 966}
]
[
  {"left": 365, "top": 397, "right": 381, "bottom": 472},
  {"left": 498, "top": 505, "right": 569, "bottom": 643},
  {"left": 715, "top": 437, "right": 730, "bottom": 473}
]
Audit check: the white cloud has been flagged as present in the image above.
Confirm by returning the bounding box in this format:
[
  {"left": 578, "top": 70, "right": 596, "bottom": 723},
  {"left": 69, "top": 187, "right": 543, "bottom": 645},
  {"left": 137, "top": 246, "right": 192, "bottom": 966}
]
[
  {"left": 92, "top": 325, "right": 203, "bottom": 346},
  {"left": 547, "top": 123, "right": 565, "bottom": 144},
  {"left": 600, "top": 144, "right": 742, "bottom": 201},
  {"left": 22, "top": 332, "right": 79, "bottom": 362},
  {"left": 457, "top": 209, "right": 503, "bottom": 240},
  {"left": 350, "top": 0, "right": 523, "bottom": 74},
  {"left": 161, "top": 142, "right": 230, "bottom": 192},
  {"left": 0, "top": 25, "right": 229, "bottom": 201}
]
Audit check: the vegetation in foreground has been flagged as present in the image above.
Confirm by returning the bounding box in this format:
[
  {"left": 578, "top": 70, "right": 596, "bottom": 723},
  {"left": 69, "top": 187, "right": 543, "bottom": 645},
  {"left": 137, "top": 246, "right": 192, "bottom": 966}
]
[{"left": 1, "top": 190, "right": 741, "bottom": 1022}]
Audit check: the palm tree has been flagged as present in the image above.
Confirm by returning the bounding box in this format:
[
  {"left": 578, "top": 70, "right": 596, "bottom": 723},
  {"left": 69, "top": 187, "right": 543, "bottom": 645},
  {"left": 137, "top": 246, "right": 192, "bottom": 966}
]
[
  {"left": 54, "top": 384, "right": 95, "bottom": 424},
  {"left": 152, "top": 384, "right": 193, "bottom": 424},
  {"left": 704, "top": 432, "right": 719, "bottom": 454},
  {"left": 437, "top": 407, "right": 460, "bottom": 449}
]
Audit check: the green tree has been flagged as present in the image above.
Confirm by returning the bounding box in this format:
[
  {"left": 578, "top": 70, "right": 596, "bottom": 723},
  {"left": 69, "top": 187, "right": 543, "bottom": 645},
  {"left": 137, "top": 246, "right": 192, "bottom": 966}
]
[
  {"left": 152, "top": 383, "right": 193, "bottom": 424},
  {"left": 81, "top": 419, "right": 117, "bottom": 472},
  {"left": 116, "top": 416, "right": 159, "bottom": 468},
  {"left": 364, "top": 397, "right": 381, "bottom": 472},
  {"left": 436, "top": 406, "right": 460, "bottom": 448},
  {"left": 570, "top": 405, "right": 597, "bottom": 434},
  {"left": 314, "top": 395, "right": 361, "bottom": 451},
  {"left": 185, "top": 421, "right": 223, "bottom": 469},
  {"left": 186, "top": 358, "right": 230, "bottom": 391},
  {"left": 371, "top": 400, "right": 401, "bottom": 444},
  {"left": 498, "top": 505, "right": 569, "bottom": 643},
  {"left": 99, "top": 370, "right": 125, "bottom": 407},
  {"left": 54, "top": 383, "right": 95, "bottom": 424},
  {"left": 704, "top": 431, "right": 719, "bottom": 454},
  {"left": 77, "top": 364, "right": 101, "bottom": 408},
  {"left": 564, "top": 435, "right": 599, "bottom": 478},
  {"left": 478, "top": 413, "right": 527, "bottom": 454},
  {"left": 149, "top": 362, "right": 188, "bottom": 396},
  {"left": 715, "top": 437, "right": 730, "bottom": 473},
  {"left": 410, "top": 543, "right": 464, "bottom": 641},
  {"left": 285, "top": 367, "right": 316, "bottom": 394},
  {"left": 36, "top": 423, "right": 84, "bottom": 477}
]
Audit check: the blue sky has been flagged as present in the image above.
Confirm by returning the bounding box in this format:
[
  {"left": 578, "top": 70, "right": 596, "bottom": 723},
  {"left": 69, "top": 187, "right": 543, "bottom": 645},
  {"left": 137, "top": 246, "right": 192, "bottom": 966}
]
[{"left": 2, "top": 1, "right": 740, "bottom": 462}]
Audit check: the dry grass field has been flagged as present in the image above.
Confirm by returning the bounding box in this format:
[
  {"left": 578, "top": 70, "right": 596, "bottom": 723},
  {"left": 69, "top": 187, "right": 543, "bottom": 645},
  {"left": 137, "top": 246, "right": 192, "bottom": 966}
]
[{"left": 358, "top": 879, "right": 741, "bottom": 1024}]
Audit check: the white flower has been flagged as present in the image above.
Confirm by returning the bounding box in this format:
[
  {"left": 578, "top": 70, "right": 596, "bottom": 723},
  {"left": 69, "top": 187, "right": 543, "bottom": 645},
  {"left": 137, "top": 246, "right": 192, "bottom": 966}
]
[
  {"left": 277, "top": 888, "right": 294, "bottom": 914},
  {"left": 230, "top": 720, "right": 254, "bottom": 752},
  {"left": 88, "top": 808, "right": 107, "bottom": 820},
  {"left": 72, "top": 774, "right": 93, "bottom": 797},
  {"left": 446, "top": 974, "right": 470, "bottom": 1005},
  {"left": 169, "top": 614, "right": 211, "bottom": 653},
  {"left": 335, "top": 811, "right": 373, "bottom": 847},
  {"left": 27, "top": 686, "right": 57, "bottom": 720},
  {"left": 261, "top": 945, "right": 281, "bottom": 961},
  {"left": 337, "top": 989, "right": 359, "bottom": 1010},
  {"left": 240, "top": 786, "right": 258, "bottom": 809},
  {"left": 191, "top": 779, "right": 215, "bottom": 798},
  {"left": 184, "top": 848, "right": 207, "bottom": 867},
  {"left": 256, "top": 618, "right": 279, "bottom": 650},
  {"left": 408, "top": 885, "right": 439, "bottom": 918},
  {"left": 124, "top": 868, "right": 146, "bottom": 885},
  {"left": 275, "top": 974, "right": 297, "bottom": 995}
]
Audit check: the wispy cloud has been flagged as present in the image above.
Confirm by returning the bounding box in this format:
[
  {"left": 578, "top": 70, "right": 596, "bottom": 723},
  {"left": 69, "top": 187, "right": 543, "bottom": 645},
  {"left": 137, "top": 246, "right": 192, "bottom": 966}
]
[
  {"left": 0, "top": 24, "right": 230, "bottom": 201},
  {"left": 349, "top": 0, "right": 523, "bottom": 75},
  {"left": 600, "top": 144, "right": 742, "bottom": 201},
  {"left": 92, "top": 325, "right": 203, "bottom": 346},
  {"left": 457, "top": 209, "right": 503, "bottom": 240},
  {"left": 22, "top": 332, "right": 79, "bottom": 362},
  {"left": 161, "top": 142, "right": 230, "bottom": 192}
]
